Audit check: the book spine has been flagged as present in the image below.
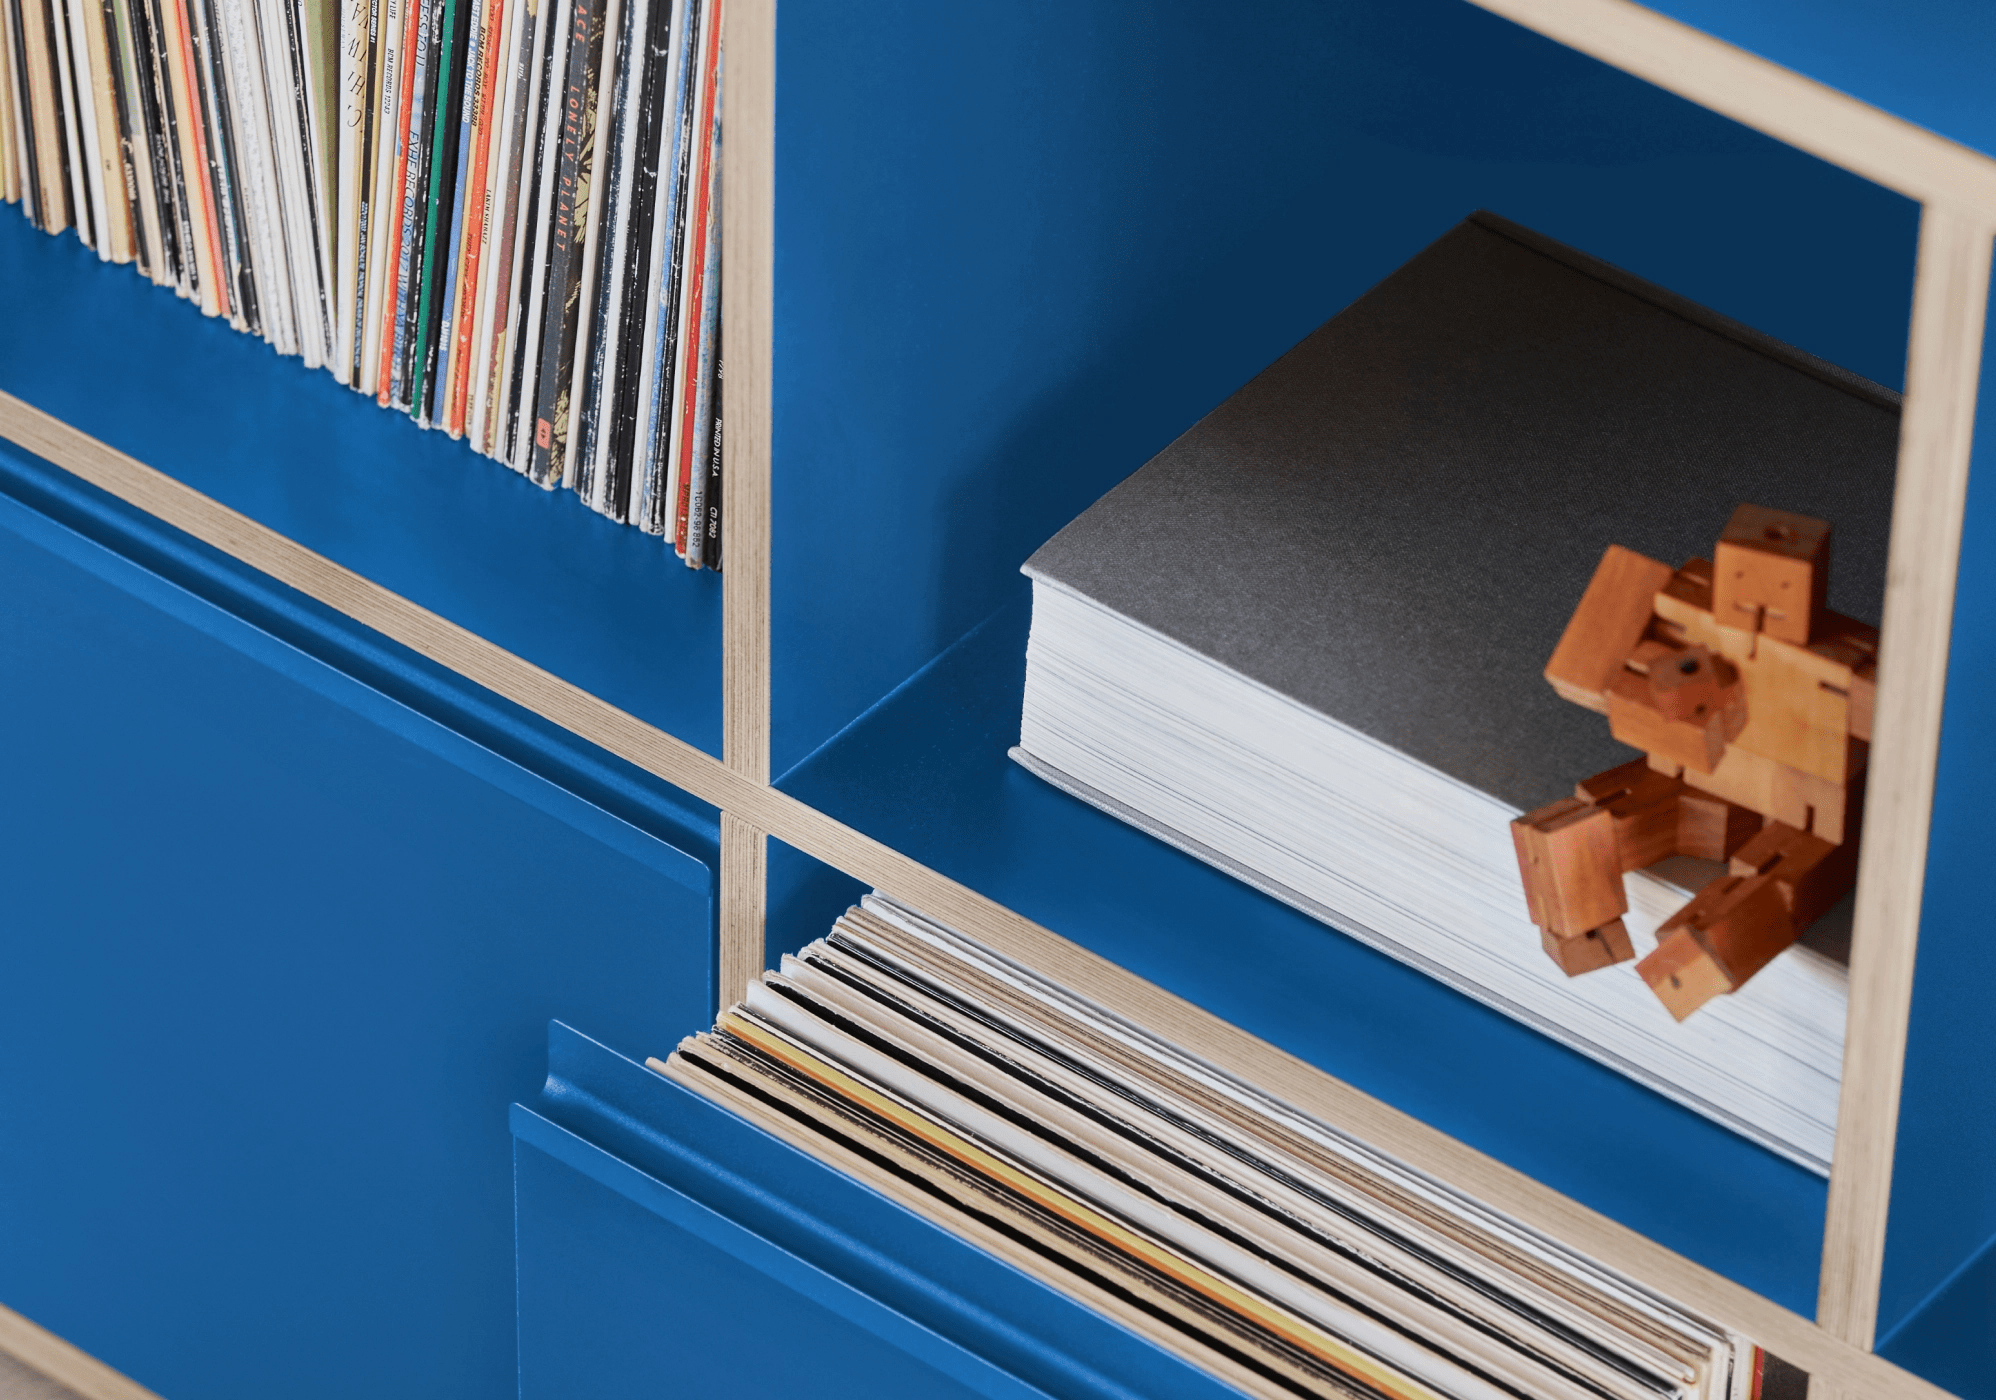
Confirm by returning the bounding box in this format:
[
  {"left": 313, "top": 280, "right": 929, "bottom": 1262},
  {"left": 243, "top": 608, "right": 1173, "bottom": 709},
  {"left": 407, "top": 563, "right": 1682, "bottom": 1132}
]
[{"left": 524, "top": 0, "right": 602, "bottom": 488}]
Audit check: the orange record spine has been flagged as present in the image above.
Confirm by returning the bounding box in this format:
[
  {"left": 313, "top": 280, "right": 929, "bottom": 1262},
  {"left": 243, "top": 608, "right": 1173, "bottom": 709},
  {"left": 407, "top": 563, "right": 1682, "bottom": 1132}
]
[{"left": 443, "top": 0, "right": 503, "bottom": 435}]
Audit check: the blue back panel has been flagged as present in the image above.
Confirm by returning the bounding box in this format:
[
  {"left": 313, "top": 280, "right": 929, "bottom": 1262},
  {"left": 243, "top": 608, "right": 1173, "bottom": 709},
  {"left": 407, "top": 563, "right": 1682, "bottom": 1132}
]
[
  {"left": 1878, "top": 1232, "right": 1996, "bottom": 1400},
  {"left": 766, "top": 835, "right": 869, "bottom": 968},
  {"left": 0, "top": 444, "right": 718, "bottom": 1400},
  {"left": 0, "top": 213, "right": 723, "bottom": 755},
  {"left": 515, "top": 1020, "right": 1258, "bottom": 1400},
  {"left": 1636, "top": 1, "right": 1996, "bottom": 162},
  {"left": 778, "top": 589, "right": 1827, "bottom": 1315},
  {"left": 768, "top": 0, "right": 1919, "bottom": 775},
  {"left": 1880, "top": 258, "right": 1996, "bottom": 1351}
]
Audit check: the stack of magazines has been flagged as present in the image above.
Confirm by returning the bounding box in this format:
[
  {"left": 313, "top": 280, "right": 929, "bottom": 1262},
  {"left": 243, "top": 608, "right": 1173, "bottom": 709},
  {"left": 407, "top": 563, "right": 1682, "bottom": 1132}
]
[
  {"left": 661, "top": 894, "right": 1809, "bottom": 1400},
  {"left": 0, "top": 0, "right": 722, "bottom": 561}
]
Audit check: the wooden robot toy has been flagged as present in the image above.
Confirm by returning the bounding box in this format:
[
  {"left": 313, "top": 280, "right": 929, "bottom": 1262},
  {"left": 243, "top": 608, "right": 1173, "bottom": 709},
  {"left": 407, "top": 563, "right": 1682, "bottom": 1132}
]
[{"left": 1511, "top": 504, "right": 1877, "bottom": 1020}]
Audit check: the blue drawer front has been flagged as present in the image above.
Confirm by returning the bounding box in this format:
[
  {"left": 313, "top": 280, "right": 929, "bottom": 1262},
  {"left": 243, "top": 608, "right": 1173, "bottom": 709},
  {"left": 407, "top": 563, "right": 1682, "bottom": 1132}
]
[
  {"left": 515, "top": 1021, "right": 1256, "bottom": 1400},
  {"left": 0, "top": 451, "right": 719, "bottom": 1400}
]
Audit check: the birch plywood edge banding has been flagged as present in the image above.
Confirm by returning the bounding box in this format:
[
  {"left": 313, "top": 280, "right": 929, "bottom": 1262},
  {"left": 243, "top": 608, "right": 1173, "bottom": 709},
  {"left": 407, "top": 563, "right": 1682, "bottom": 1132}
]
[
  {"left": 720, "top": 0, "right": 775, "bottom": 785},
  {"left": 0, "top": 1303, "right": 165, "bottom": 1400},
  {"left": 1466, "top": 0, "right": 1996, "bottom": 219},
  {"left": 719, "top": 812, "right": 769, "bottom": 1011},
  {"left": 1819, "top": 206, "right": 1996, "bottom": 1349}
]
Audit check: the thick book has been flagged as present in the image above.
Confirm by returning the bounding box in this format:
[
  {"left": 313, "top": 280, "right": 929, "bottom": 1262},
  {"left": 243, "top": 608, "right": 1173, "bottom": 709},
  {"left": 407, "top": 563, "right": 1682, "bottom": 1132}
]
[{"left": 1014, "top": 213, "right": 1900, "bottom": 1174}]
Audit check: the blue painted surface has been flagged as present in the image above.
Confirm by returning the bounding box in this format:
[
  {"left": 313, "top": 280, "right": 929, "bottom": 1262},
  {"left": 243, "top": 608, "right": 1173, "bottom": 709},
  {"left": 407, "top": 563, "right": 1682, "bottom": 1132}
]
[
  {"left": 1638, "top": 0, "right": 1996, "bottom": 162},
  {"left": 0, "top": 211, "right": 724, "bottom": 755},
  {"left": 1879, "top": 256, "right": 1996, "bottom": 1355},
  {"left": 1879, "top": 1230, "right": 1996, "bottom": 1400},
  {"left": 0, "top": 450, "right": 718, "bottom": 1400},
  {"left": 516, "top": 1020, "right": 1256, "bottom": 1400},
  {"left": 777, "top": 584, "right": 1827, "bottom": 1315},
  {"left": 515, "top": 1138, "right": 1002, "bottom": 1400},
  {"left": 770, "top": 0, "right": 1919, "bottom": 777},
  {"left": 767, "top": 835, "right": 870, "bottom": 969}
]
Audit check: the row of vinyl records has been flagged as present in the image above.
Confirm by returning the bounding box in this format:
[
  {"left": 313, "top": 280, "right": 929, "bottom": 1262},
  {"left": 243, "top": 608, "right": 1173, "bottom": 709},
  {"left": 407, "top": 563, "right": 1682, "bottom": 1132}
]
[
  {"left": 661, "top": 894, "right": 1811, "bottom": 1400},
  {"left": 0, "top": 0, "right": 724, "bottom": 562}
]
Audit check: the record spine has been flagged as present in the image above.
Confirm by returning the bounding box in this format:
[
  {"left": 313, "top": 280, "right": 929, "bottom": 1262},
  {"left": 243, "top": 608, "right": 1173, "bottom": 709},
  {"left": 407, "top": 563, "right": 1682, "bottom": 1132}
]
[
  {"left": 470, "top": 0, "right": 533, "bottom": 453},
  {"left": 524, "top": 0, "right": 602, "bottom": 488},
  {"left": 107, "top": 0, "right": 162, "bottom": 274},
  {"left": 461, "top": 0, "right": 524, "bottom": 448},
  {"left": 49, "top": 0, "right": 93, "bottom": 241},
  {"left": 439, "top": 0, "right": 501, "bottom": 435},
  {"left": 570, "top": 0, "right": 645, "bottom": 513},
  {"left": 501, "top": 0, "right": 564, "bottom": 472},
  {"left": 599, "top": 0, "right": 671, "bottom": 522},
  {"left": 666, "top": 0, "right": 717, "bottom": 555},
  {"left": 410, "top": 0, "right": 470, "bottom": 423},
  {"left": 626, "top": 0, "right": 695, "bottom": 533},
  {"left": 78, "top": 0, "right": 134, "bottom": 259}
]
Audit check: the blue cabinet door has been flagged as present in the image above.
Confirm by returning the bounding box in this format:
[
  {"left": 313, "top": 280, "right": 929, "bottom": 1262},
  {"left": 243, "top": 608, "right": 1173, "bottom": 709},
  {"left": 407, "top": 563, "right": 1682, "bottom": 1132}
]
[{"left": 0, "top": 441, "right": 719, "bottom": 1400}]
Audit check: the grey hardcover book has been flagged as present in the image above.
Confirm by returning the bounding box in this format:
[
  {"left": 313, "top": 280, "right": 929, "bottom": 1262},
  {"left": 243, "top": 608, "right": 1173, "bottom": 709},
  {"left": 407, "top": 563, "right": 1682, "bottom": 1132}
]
[{"left": 1014, "top": 213, "right": 1900, "bottom": 1173}]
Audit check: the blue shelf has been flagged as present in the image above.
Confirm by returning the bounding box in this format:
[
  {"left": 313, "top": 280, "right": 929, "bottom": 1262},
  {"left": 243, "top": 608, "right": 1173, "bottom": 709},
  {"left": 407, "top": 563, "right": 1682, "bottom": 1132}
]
[
  {"left": 0, "top": 212, "right": 723, "bottom": 756},
  {"left": 1638, "top": 0, "right": 1996, "bottom": 162},
  {"left": 777, "top": 581, "right": 1827, "bottom": 1316}
]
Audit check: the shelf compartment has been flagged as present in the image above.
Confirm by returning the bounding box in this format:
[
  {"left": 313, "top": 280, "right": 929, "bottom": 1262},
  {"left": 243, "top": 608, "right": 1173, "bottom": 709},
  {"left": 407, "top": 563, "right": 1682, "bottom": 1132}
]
[
  {"left": 766, "top": 0, "right": 1918, "bottom": 779},
  {"left": 778, "top": 584, "right": 1828, "bottom": 1314},
  {"left": 0, "top": 213, "right": 723, "bottom": 756}
]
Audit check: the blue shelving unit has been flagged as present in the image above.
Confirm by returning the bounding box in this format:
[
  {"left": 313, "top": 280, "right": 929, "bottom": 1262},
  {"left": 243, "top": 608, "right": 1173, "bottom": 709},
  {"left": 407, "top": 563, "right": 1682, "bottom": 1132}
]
[{"left": 1, "top": 0, "right": 1992, "bottom": 1396}]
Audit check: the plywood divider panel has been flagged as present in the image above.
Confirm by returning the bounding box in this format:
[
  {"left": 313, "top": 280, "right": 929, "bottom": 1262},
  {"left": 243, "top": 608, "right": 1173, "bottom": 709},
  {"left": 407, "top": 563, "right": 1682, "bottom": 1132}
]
[
  {"left": 0, "top": 1304, "right": 164, "bottom": 1400},
  {"left": 720, "top": 0, "right": 774, "bottom": 785},
  {"left": 0, "top": 387, "right": 1961, "bottom": 1400},
  {"left": 1467, "top": 0, "right": 1996, "bottom": 219},
  {"left": 1818, "top": 206, "right": 1995, "bottom": 1350},
  {"left": 720, "top": 811, "right": 769, "bottom": 1011}
]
